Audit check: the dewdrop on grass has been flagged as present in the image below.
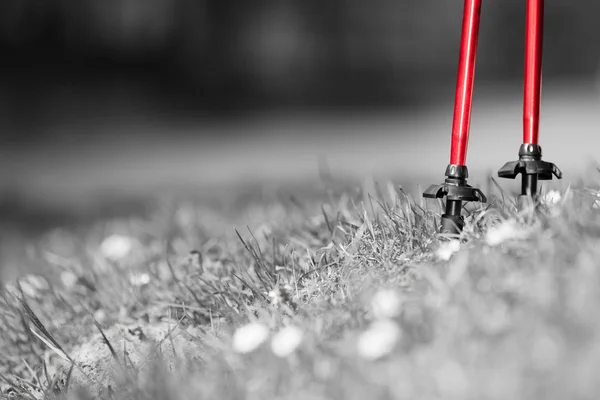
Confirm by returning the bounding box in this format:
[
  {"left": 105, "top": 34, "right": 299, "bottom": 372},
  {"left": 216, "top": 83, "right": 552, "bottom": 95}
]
[
  {"left": 100, "top": 234, "right": 133, "bottom": 261},
  {"left": 129, "top": 272, "right": 151, "bottom": 287},
  {"left": 232, "top": 323, "right": 270, "bottom": 354},
  {"left": 271, "top": 325, "right": 303, "bottom": 357},
  {"left": 357, "top": 319, "right": 401, "bottom": 360},
  {"left": 371, "top": 289, "right": 403, "bottom": 320}
]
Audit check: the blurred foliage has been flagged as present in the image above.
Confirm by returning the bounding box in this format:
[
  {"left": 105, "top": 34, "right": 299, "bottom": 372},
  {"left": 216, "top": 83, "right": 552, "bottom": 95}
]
[{"left": 0, "top": 0, "right": 599, "bottom": 110}]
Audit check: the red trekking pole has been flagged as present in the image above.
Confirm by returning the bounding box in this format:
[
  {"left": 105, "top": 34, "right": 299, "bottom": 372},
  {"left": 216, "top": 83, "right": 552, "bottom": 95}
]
[
  {"left": 498, "top": 0, "right": 561, "bottom": 209},
  {"left": 424, "top": 0, "right": 487, "bottom": 234}
]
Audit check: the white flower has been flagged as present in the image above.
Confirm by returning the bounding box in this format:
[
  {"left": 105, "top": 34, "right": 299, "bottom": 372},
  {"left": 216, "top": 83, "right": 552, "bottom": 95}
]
[
  {"left": 18, "top": 275, "right": 49, "bottom": 298},
  {"left": 541, "top": 190, "right": 563, "bottom": 216},
  {"left": 271, "top": 326, "right": 303, "bottom": 357},
  {"left": 60, "top": 271, "right": 79, "bottom": 289},
  {"left": 100, "top": 234, "right": 133, "bottom": 261},
  {"left": 485, "top": 220, "right": 529, "bottom": 246},
  {"left": 436, "top": 240, "right": 461, "bottom": 261},
  {"left": 371, "top": 289, "right": 403, "bottom": 320},
  {"left": 267, "top": 284, "right": 293, "bottom": 307},
  {"left": 94, "top": 309, "right": 107, "bottom": 324},
  {"left": 129, "top": 272, "right": 151, "bottom": 287},
  {"left": 232, "top": 323, "right": 269, "bottom": 353},
  {"left": 541, "top": 190, "right": 562, "bottom": 205},
  {"left": 357, "top": 319, "right": 401, "bottom": 360}
]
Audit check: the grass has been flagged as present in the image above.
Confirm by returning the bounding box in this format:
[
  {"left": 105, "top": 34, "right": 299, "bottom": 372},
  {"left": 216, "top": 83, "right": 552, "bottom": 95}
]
[{"left": 2, "top": 177, "right": 600, "bottom": 399}]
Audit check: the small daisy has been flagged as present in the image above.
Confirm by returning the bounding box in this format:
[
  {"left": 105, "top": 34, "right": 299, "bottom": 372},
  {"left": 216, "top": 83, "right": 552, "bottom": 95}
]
[
  {"left": 541, "top": 190, "right": 562, "bottom": 205},
  {"left": 268, "top": 284, "right": 293, "bottom": 307},
  {"left": 60, "top": 270, "right": 79, "bottom": 290},
  {"left": 357, "top": 319, "right": 401, "bottom": 360},
  {"left": 100, "top": 234, "right": 133, "bottom": 261},
  {"left": 436, "top": 240, "right": 461, "bottom": 261},
  {"left": 271, "top": 325, "right": 303, "bottom": 357},
  {"left": 232, "top": 323, "right": 270, "bottom": 354},
  {"left": 129, "top": 272, "right": 151, "bottom": 287},
  {"left": 18, "top": 275, "right": 49, "bottom": 298},
  {"left": 370, "top": 289, "right": 403, "bottom": 320},
  {"left": 541, "top": 190, "right": 563, "bottom": 216},
  {"left": 94, "top": 309, "right": 107, "bottom": 324},
  {"left": 485, "top": 220, "right": 529, "bottom": 247}
]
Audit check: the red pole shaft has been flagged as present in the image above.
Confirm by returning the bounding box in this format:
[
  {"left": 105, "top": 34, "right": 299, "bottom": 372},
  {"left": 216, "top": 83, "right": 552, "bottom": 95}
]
[
  {"left": 450, "top": 0, "right": 482, "bottom": 166},
  {"left": 523, "top": 0, "right": 544, "bottom": 145}
]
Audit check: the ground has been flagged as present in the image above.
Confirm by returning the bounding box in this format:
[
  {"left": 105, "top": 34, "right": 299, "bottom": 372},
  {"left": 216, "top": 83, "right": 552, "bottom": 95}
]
[{"left": 2, "top": 176, "right": 600, "bottom": 399}]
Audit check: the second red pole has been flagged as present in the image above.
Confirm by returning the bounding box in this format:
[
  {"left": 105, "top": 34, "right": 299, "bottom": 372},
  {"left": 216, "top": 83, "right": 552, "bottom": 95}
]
[{"left": 497, "top": 0, "right": 562, "bottom": 209}]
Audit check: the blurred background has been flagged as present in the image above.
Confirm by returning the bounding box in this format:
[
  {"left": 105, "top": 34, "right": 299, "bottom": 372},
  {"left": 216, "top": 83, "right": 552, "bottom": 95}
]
[{"left": 1, "top": 0, "right": 600, "bottom": 248}]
